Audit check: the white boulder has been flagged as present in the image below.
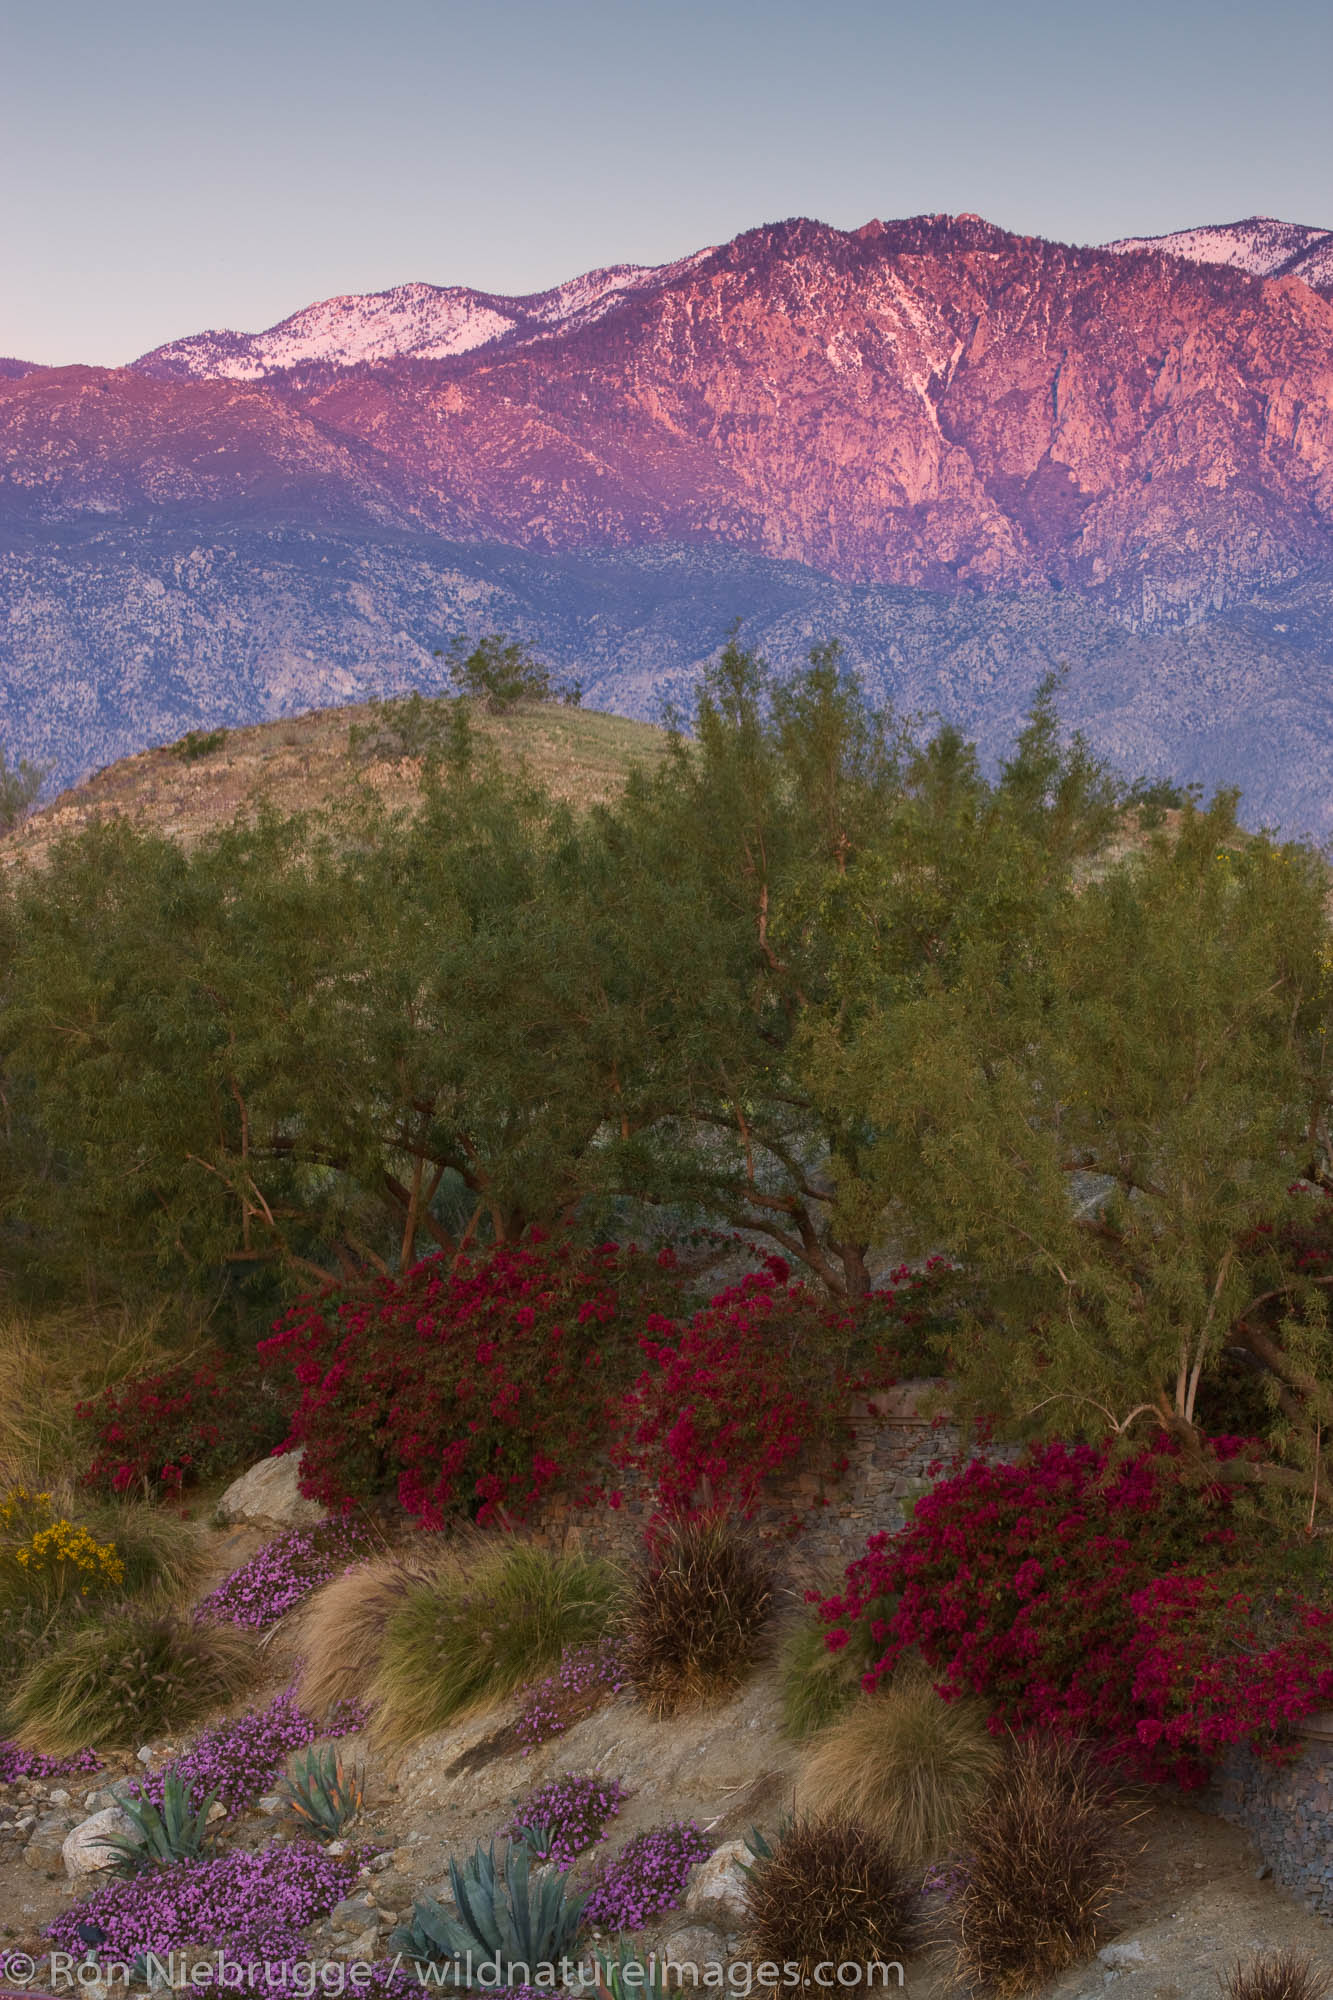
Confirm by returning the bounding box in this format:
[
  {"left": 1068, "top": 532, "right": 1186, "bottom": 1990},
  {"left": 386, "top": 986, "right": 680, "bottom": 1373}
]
[{"left": 217, "top": 1452, "right": 324, "bottom": 1529}]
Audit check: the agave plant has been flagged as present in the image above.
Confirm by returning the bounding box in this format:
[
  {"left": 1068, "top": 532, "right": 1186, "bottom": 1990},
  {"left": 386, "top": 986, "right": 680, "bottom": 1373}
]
[
  {"left": 389, "top": 1837, "right": 587, "bottom": 1982},
  {"left": 107, "top": 1773, "right": 218, "bottom": 1872},
  {"left": 586, "top": 1947, "right": 673, "bottom": 2000},
  {"left": 511, "top": 1820, "right": 556, "bottom": 1862},
  {"left": 279, "top": 1741, "right": 364, "bottom": 1839}
]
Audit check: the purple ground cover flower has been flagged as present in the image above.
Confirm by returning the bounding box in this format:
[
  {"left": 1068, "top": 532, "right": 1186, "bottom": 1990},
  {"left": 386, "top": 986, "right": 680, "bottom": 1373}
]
[
  {"left": 582, "top": 1821, "right": 711, "bottom": 1932},
  {"left": 507, "top": 1773, "right": 626, "bottom": 1868},
  {"left": 47, "top": 1843, "right": 358, "bottom": 1961},
  {"left": 139, "top": 1687, "right": 366, "bottom": 1816},
  {"left": 197, "top": 1518, "right": 373, "bottom": 1630},
  {"left": 0, "top": 1741, "right": 102, "bottom": 1781},
  {"left": 516, "top": 1640, "right": 624, "bottom": 1751}
]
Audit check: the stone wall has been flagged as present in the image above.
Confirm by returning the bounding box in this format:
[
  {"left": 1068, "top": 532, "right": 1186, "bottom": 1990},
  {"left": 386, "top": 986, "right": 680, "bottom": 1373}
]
[
  {"left": 1210, "top": 1729, "right": 1333, "bottom": 1915},
  {"left": 529, "top": 1379, "right": 963, "bottom": 1588}
]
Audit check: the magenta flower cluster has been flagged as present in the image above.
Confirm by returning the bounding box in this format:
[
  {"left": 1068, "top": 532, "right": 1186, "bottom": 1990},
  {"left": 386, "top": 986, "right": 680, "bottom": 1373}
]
[
  {"left": 139, "top": 1687, "right": 366, "bottom": 1816},
  {"left": 196, "top": 1518, "right": 372, "bottom": 1629},
  {"left": 516, "top": 1640, "right": 624, "bottom": 1750},
  {"left": 507, "top": 1773, "right": 627, "bottom": 1867},
  {"left": 0, "top": 1740, "right": 102, "bottom": 1781},
  {"left": 582, "top": 1821, "right": 711, "bottom": 1932},
  {"left": 47, "top": 1843, "right": 358, "bottom": 1969}
]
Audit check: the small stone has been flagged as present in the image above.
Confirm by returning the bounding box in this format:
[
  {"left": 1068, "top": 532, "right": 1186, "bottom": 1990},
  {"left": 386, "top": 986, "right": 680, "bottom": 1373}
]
[
  {"left": 258, "top": 1794, "right": 285, "bottom": 1815},
  {"left": 328, "top": 1839, "right": 349, "bottom": 1856},
  {"left": 207, "top": 1803, "right": 226, "bottom": 1824},
  {"left": 342, "top": 1931, "right": 380, "bottom": 1962},
  {"left": 48, "top": 1788, "right": 71, "bottom": 1805},
  {"left": 329, "top": 1894, "right": 379, "bottom": 1936},
  {"left": 136, "top": 1746, "right": 154, "bottom": 1766}
]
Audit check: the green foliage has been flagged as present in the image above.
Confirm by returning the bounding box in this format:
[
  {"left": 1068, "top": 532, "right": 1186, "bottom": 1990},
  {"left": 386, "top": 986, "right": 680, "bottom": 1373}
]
[
  {"left": 815, "top": 791, "right": 1333, "bottom": 1482},
  {"left": 796, "top": 1664, "right": 1003, "bottom": 1863},
  {"left": 739, "top": 1813, "right": 919, "bottom": 1986},
  {"left": 108, "top": 1772, "right": 218, "bottom": 1871},
  {"left": 170, "top": 728, "right": 228, "bottom": 762},
  {"left": 370, "top": 1542, "right": 618, "bottom": 1743},
  {"left": 586, "top": 1950, "right": 672, "bottom": 2000},
  {"left": 279, "top": 1741, "right": 364, "bottom": 1839},
  {"left": 389, "top": 1837, "right": 588, "bottom": 1980},
  {"left": 778, "top": 1610, "right": 879, "bottom": 1742},
  {"left": 622, "top": 1512, "right": 774, "bottom": 1717},
  {"left": 347, "top": 689, "right": 475, "bottom": 767},
  {"left": 0, "top": 743, "right": 46, "bottom": 831},
  {"left": 441, "top": 632, "right": 572, "bottom": 712},
  {"left": 4, "top": 1607, "right": 253, "bottom": 1752}
]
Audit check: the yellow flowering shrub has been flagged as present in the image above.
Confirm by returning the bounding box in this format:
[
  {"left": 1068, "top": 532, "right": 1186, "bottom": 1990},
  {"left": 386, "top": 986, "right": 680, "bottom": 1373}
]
[{"left": 0, "top": 1487, "right": 125, "bottom": 1604}]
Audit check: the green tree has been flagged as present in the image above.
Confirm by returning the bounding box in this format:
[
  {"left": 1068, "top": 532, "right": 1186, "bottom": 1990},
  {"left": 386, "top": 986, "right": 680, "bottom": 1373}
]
[
  {"left": 0, "top": 745, "right": 46, "bottom": 832},
  {"left": 823, "top": 793, "right": 1333, "bottom": 1490}
]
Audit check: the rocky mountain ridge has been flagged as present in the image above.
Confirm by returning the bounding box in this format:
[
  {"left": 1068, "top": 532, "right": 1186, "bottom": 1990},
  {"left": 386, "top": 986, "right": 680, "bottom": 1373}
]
[{"left": 3, "top": 210, "right": 1333, "bottom": 829}]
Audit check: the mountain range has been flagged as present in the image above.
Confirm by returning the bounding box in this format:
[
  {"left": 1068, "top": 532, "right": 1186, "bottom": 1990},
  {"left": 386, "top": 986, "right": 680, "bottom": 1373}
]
[{"left": 3, "top": 210, "right": 1332, "bottom": 832}]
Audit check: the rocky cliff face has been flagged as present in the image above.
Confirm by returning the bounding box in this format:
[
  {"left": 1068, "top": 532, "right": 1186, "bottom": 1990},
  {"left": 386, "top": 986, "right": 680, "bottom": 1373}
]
[
  {"left": 4, "top": 211, "right": 1333, "bottom": 826},
  {"left": 5, "top": 213, "right": 1333, "bottom": 624}
]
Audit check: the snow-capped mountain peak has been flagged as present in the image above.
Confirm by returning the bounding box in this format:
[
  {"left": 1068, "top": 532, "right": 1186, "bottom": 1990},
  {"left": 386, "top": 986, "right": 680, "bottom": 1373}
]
[
  {"left": 1104, "top": 216, "right": 1333, "bottom": 291},
  {"left": 131, "top": 250, "right": 715, "bottom": 381}
]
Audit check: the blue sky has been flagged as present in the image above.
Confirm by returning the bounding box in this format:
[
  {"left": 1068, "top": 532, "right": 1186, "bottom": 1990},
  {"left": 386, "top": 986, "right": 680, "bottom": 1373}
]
[{"left": 3, "top": 0, "right": 1330, "bottom": 365}]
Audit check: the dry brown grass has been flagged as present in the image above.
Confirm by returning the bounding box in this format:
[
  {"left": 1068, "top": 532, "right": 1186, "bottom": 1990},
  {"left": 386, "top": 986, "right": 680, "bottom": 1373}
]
[
  {"left": 1224, "top": 1954, "right": 1333, "bottom": 2000},
  {"left": 797, "top": 1662, "right": 1003, "bottom": 1864},
  {"left": 621, "top": 1512, "right": 775, "bottom": 1718},
  {"left": 951, "top": 1734, "right": 1136, "bottom": 1996},
  {"left": 740, "top": 1813, "right": 920, "bottom": 1990},
  {"left": 1, "top": 699, "right": 666, "bottom": 868},
  {"left": 0, "top": 1301, "right": 187, "bottom": 1487},
  {"left": 294, "top": 1548, "right": 451, "bottom": 1719}
]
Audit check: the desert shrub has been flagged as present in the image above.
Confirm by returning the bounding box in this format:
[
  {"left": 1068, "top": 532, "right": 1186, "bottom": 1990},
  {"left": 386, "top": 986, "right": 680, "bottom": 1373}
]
[
  {"left": 77, "top": 1348, "right": 287, "bottom": 1498},
  {"left": 819, "top": 1434, "right": 1333, "bottom": 1785},
  {"left": 740, "top": 1814, "right": 919, "bottom": 1989},
  {"left": 508, "top": 1772, "right": 626, "bottom": 1866},
  {"left": 797, "top": 1664, "right": 1003, "bottom": 1863},
  {"left": 0, "top": 1487, "right": 125, "bottom": 1614},
  {"left": 950, "top": 1735, "right": 1130, "bottom": 1996},
  {"left": 622, "top": 1511, "right": 773, "bottom": 1717},
  {"left": 582, "top": 1821, "right": 712, "bottom": 1931},
  {"left": 5, "top": 1607, "right": 254, "bottom": 1752},
  {"left": 79, "top": 1496, "right": 205, "bottom": 1603},
  {"left": 614, "top": 1258, "right": 952, "bottom": 1517},
  {"left": 261, "top": 1236, "right": 674, "bottom": 1526},
  {"left": 370, "top": 1541, "right": 618, "bottom": 1743},
  {"left": 1224, "top": 1954, "right": 1333, "bottom": 2000},
  {"left": 171, "top": 728, "right": 229, "bottom": 761},
  {"left": 197, "top": 1515, "right": 373, "bottom": 1629},
  {"left": 139, "top": 1684, "right": 365, "bottom": 1817},
  {"left": 294, "top": 1550, "right": 445, "bottom": 1718}
]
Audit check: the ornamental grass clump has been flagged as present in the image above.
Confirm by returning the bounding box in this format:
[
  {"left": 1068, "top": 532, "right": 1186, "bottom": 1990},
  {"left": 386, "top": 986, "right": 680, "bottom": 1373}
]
[
  {"left": 622, "top": 1512, "right": 773, "bottom": 1717},
  {"left": 778, "top": 1606, "right": 886, "bottom": 1743},
  {"left": 508, "top": 1773, "right": 626, "bottom": 1867},
  {"left": 797, "top": 1663, "right": 1003, "bottom": 1863},
  {"left": 198, "top": 1515, "right": 373, "bottom": 1629},
  {"left": 295, "top": 1550, "right": 445, "bottom": 1718},
  {"left": 1224, "top": 1954, "right": 1333, "bottom": 2000},
  {"left": 950, "top": 1735, "right": 1133, "bottom": 1996},
  {"left": 581, "top": 1821, "right": 712, "bottom": 1932},
  {"left": 739, "top": 1814, "right": 919, "bottom": 1991},
  {"left": 370, "top": 1541, "right": 618, "bottom": 1745},
  {"left": 5, "top": 1606, "right": 253, "bottom": 1753}
]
